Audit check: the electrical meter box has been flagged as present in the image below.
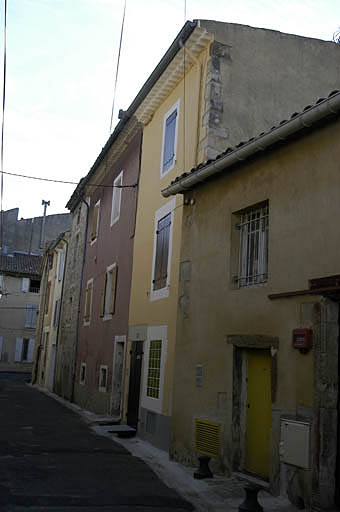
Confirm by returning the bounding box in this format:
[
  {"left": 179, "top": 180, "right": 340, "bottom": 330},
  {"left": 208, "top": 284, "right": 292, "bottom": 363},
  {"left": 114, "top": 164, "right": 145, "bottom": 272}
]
[
  {"left": 280, "top": 419, "right": 310, "bottom": 469},
  {"left": 292, "top": 328, "right": 313, "bottom": 350}
]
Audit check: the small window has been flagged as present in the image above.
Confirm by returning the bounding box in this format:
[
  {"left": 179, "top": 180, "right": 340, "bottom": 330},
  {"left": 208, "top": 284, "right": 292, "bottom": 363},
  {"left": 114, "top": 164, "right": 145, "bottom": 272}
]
[
  {"left": 90, "top": 200, "right": 100, "bottom": 242},
  {"left": 236, "top": 202, "right": 269, "bottom": 287},
  {"left": 53, "top": 299, "right": 61, "bottom": 328},
  {"left": 76, "top": 207, "right": 81, "bottom": 225},
  {"left": 73, "top": 233, "right": 79, "bottom": 268},
  {"left": 146, "top": 340, "right": 162, "bottom": 399},
  {"left": 25, "top": 304, "right": 38, "bottom": 329},
  {"left": 161, "top": 102, "right": 179, "bottom": 175},
  {"left": 99, "top": 365, "right": 108, "bottom": 392},
  {"left": 84, "top": 279, "right": 93, "bottom": 325},
  {"left": 111, "top": 171, "right": 123, "bottom": 226},
  {"left": 29, "top": 279, "right": 40, "bottom": 293},
  {"left": 100, "top": 264, "right": 118, "bottom": 318},
  {"left": 80, "top": 362, "right": 86, "bottom": 385},
  {"left": 153, "top": 213, "right": 171, "bottom": 291},
  {"left": 44, "top": 282, "right": 51, "bottom": 314},
  {"left": 14, "top": 337, "right": 34, "bottom": 363}
]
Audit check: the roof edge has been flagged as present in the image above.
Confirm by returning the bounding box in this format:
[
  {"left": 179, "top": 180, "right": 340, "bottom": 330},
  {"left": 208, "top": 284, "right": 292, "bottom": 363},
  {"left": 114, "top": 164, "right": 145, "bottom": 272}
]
[
  {"left": 162, "top": 90, "right": 340, "bottom": 197},
  {"left": 66, "top": 20, "right": 197, "bottom": 210}
]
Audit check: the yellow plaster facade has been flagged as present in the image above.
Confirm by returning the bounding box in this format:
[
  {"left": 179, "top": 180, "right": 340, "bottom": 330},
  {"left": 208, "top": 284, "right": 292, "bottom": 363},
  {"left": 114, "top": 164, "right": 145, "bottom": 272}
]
[{"left": 169, "top": 116, "right": 340, "bottom": 508}]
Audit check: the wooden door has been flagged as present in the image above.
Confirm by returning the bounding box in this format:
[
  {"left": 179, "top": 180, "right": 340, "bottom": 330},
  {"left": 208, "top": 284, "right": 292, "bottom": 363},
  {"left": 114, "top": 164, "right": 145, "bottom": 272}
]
[
  {"left": 245, "top": 349, "right": 272, "bottom": 479},
  {"left": 126, "top": 341, "right": 143, "bottom": 429}
]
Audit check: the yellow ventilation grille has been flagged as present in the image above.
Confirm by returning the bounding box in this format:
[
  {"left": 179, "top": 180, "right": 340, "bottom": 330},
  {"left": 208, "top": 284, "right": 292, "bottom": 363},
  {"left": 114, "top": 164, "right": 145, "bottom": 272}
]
[{"left": 195, "top": 418, "right": 221, "bottom": 458}]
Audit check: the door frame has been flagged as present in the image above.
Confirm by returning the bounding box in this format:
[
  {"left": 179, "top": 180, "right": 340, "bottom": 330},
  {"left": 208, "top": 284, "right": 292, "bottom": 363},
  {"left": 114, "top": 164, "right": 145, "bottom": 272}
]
[{"left": 110, "top": 335, "right": 126, "bottom": 418}]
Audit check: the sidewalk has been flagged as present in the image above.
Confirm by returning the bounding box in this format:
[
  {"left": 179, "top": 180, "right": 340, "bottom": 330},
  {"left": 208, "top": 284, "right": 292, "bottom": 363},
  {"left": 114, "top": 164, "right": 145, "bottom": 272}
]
[{"left": 36, "top": 386, "right": 302, "bottom": 512}]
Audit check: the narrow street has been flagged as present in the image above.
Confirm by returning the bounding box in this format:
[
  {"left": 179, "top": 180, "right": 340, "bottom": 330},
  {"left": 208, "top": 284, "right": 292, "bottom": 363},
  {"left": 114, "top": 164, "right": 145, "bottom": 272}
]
[{"left": 0, "top": 374, "right": 193, "bottom": 512}]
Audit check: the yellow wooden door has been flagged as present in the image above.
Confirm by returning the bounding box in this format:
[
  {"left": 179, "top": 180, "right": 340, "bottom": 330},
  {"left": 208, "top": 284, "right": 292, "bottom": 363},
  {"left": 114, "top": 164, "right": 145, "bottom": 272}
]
[{"left": 245, "top": 349, "right": 272, "bottom": 479}]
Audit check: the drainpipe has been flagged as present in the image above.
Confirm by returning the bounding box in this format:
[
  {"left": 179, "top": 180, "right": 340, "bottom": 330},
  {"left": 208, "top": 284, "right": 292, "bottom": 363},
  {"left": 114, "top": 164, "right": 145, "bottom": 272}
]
[
  {"left": 39, "top": 200, "right": 50, "bottom": 249},
  {"left": 53, "top": 236, "right": 69, "bottom": 393},
  {"left": 71, "top": 194, "right": 89, "bottom": 403}
]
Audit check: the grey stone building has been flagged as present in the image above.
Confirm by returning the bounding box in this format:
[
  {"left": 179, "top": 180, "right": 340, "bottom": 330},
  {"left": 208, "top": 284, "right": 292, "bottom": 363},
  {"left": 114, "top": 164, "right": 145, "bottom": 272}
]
[
  {"left": 53, "top": 196, "right": 88, "bottom": 401},
  {"left": 1, "top": 208, "right": 71, "bottom": 255}
]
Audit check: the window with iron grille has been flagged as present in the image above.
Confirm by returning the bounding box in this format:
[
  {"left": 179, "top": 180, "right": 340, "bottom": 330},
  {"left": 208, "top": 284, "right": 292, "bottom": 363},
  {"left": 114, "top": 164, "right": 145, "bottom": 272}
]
[
  {"left": 237, "top": 202, "right": 269, "bottom": 287},
  {"left": 146, "top": 340, "right": 162, "bottom": 399}
]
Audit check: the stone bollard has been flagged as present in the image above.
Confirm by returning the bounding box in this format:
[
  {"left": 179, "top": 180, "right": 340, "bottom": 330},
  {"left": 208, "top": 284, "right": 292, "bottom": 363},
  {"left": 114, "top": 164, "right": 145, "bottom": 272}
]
[
  {"left": 238, "top": 483, "right": 263, "bottom": 512},
  {"left": 193, "top": 455, "right": 213, "bottom": 479}
]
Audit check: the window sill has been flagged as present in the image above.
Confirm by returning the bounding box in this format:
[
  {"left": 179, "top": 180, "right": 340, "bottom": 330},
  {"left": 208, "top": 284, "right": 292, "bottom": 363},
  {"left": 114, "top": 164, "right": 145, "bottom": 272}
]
[
  {"left": 150, "top": 285, "right": 170, "bottom": 302},
  {"left": 90, "top": 237, "right": 97, "bottom": 246},
  {"left": 103, "top": 314, "right": 113, "bottom": 322}
]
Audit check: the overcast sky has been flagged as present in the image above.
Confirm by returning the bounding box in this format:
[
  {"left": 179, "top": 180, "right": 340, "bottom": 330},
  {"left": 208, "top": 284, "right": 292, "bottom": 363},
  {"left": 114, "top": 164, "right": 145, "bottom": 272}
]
[{"left": 2, "top": 0, "right": 340, "bottom": 219}]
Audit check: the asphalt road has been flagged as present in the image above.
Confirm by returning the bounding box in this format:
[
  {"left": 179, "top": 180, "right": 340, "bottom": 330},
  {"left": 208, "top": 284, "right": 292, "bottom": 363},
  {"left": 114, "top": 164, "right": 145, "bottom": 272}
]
[{"left": 0, "top": 373, "right": 194, "bottom": 512}]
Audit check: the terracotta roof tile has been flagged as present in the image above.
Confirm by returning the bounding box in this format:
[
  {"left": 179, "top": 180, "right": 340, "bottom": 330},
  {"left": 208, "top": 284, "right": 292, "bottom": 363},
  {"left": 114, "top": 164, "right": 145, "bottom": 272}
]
[{"left": 0, "top": 253, "right": 42, "bottom": 277}]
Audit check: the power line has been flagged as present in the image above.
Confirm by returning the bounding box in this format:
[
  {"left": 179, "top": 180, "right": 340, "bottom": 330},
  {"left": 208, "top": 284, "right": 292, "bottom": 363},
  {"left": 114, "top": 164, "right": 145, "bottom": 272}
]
[
  {"left": 2, "top": 170, "right": 137, "bottom": 189},
  {"left": 0, "top": 0, "right": 7, "bottom": 254},
  {"left": 109, "top": 0, "right": 127, "bottom": 133}
]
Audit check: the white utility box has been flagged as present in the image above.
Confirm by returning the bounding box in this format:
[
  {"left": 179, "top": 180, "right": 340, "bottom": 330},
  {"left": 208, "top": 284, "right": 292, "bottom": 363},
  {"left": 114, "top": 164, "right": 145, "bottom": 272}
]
[{"left": 280, "top": 419, "right": 311, "bottom": 469}]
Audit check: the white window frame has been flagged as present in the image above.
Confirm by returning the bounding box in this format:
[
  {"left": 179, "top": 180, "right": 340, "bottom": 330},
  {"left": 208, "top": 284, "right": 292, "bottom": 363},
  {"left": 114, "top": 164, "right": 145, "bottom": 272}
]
[
  {"left": 141, "top": 325, "right": 167, "bottom": 414},
  {"left": 110, "top": 171, "right": 123, "bottom": 226},
  {"left": 83, "top": 278, "right": 94, "bottom": 326},
  {"left": 90, "top": 199, "right": 100, "bottom": 245},
  {"left": 80, "top": 362, "right": 86, "bottom": 385},
  {"left": 103, "top": 262, "right": 117, "bottom": 321},
  {"left": 99, "top": 364, "right": 108, "bottom": 392},
  {"left": 150, "top": 197, "right": 176, "bottom": 302},
  {"left": 160, "top": 99, "right": 180, "bottom": 178}
]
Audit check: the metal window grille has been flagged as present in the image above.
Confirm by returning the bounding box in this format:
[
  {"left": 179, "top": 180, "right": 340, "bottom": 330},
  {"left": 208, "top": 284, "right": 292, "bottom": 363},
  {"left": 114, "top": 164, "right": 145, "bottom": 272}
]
[
  {"left": 146, "top": 340, "right": 162, "bottom": 399},
  {"left": 237, "top": 203, "right": 269, "bottom": 287}
]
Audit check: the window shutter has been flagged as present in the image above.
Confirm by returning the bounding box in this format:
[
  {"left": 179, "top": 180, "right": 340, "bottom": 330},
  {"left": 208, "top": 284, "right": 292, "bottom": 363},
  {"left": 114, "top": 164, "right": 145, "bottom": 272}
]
[
  {"left": 25, "top": 305, "right": 37, "bottom": 328},
  {"left": 15, "top": 338, "right": 23, "bottom": 362},
  {"left": 31, "top": 305, "right": 38, "bottom": 329},
  {"left": 22, "top": 278, "right": 30, "bottom": 292},
  {"left": 0, "top": 275, "right": 3, "bottom": 289},
  {"left": 45, "top": 282, "right": 51, "bottom": 314},
  {"left": 100, "top": 273, "right": 107, "bottom": 317},
  {"left": 111, "top": 173, "right": 122, "bottom": 224},
  {"left": 58, "top": 252, "right": 65, "bottom": 281},
  {"left": 0, "top": 336, "right": 3, "bottom": 360},
  {"left": 91, "top": 203, "right": 99, "bottom": 240},
  {"left": 162, "top": 110, "right": 177, "bottom": 172},
  {"left": 27, "top": 339, "right": 35, "bottom": 363},
  {"left": 109, "top": 265, "right": 118, "bottom": 314},
  {"left": 153, "top": 214, "right": 171, "bottom": 290},
  {"left": 84, "top": 282, "right": 93, "bottom": 321}
]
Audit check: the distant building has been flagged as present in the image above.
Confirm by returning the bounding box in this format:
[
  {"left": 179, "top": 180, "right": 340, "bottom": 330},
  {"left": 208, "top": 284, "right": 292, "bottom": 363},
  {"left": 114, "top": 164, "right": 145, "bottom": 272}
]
[
  {"left": 0, "top": 252, "right": 41, "bottom": 373},
  {"left": 1, "top": 208, "right": 71, "bottom": 255},
  {"left": 0, "top": 208, "right": 72, "bottom": 374}
]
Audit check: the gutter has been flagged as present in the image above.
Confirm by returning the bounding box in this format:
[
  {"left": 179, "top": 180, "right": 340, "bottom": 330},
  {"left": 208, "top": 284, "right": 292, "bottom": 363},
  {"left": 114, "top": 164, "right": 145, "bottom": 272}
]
[
  {"left": 67, "top": 20, "right": 197, "bottom": 210},
  {"left": 162, "top": 90, "right": 340, "bottom": 197}
]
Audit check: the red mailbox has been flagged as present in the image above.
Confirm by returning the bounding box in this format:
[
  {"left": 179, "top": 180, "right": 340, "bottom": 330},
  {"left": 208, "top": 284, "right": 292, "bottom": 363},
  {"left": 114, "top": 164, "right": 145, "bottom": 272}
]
[{"left": 292, "top": 328, "right": 313, "bottom": 351}]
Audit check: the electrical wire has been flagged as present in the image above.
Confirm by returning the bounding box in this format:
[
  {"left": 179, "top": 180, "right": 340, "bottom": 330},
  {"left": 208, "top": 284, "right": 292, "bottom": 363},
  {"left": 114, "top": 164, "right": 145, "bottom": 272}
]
[
  {"left": 2, "top": 170, "right": 137, "bottom": 188},
  {"left": 0, "top": 0, "right": 7, "bottom": 254},
  {"left": 109, "top": 0, "right": 127, "bottom": 133}
]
